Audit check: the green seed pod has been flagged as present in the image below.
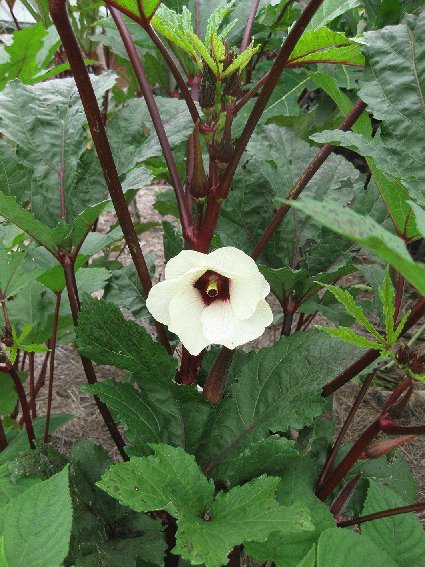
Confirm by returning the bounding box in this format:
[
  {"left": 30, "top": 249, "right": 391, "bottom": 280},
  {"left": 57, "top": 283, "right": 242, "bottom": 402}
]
[{"left": 187, "top": 125, "right": 209, "bottom": 199}]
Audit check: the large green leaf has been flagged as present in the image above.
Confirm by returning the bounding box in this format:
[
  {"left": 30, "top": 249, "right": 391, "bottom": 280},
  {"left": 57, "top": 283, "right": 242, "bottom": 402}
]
[
  {"left": 246, "top": 455, "right": 335, "bottom": 567},
  {"left": 67, "top": 439, "right": 166, "bottom": 567},
  {"left": 99, "top": 444, "right": 312, "bottom": 567},
  {"left": 0, "top": 466, "right": 72, "bottom": 567},
  {"left": 308, "top": 0, "right": 362, "bottom": 29},
  {"left": 218, "top": 124, "right": 361, "bottom": 266},
  {"left": 196, "top": 331, "right": 364, "bottom": 478},
  {"left": 0, "top": 75, "right": 114, "bottom": 228},
  {"left": 288, "top": 28, "right": 363, "bottom": 67},
  {"left": 76, "top": 298, "right": 177, "bottom": 380},
  {"left": 359, "top": 10, "right": 425, "bottom": 200},
  {"left": 108, "top": 0, "right": 161, "bottom": 20},
  {"left": 286, "top": 198, "right": 425, "bottom": 295},
  {"left": 317, "top": 528, "right": 397, "bottom": 567},
  {"left": 362, "top": 482, "right": 425, "bottom": 566},
  {"left": 82, "top": 380, "right": 211, "bottom": 456}
]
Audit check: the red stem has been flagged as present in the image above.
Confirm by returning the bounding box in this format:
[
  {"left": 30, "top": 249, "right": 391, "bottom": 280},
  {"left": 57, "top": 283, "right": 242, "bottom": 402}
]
[
  {"left": 316, "top": 419, "right": 381, "bottom": 500},
  {"left": 317, "top": 371, "right": 375, "bottom": 490},
  {"left": 28, "top": 353, "right": 36, "bottom": 419},
  {"left": 62, "top": 256, "right": 128, "bottom": 461},
  {"left": 337, "top": 503, "right": 425, "bottom": 528},
  {"left": 44, "top": 292, "right": 61, "bottom": 443},
  {"left": 240, "top": 0, "right": 261, "bottom": 52},
  {"left": 251, "top": 99, "right": 367, "bottom": 260},
  {"left": 233, "top": 71, "right": 270, "bottom": 115},
  {"left": 323, "top": 298, "right": 425, "bottom": 396},
  {"left": 110, "top": 7, "right": 193, "bottom": 244},
  {"left": 49, "top": 0, "right": 170, "bottom": 353},
  {"left": 7, "top": 365, "right": 36, "bottom": 449}
]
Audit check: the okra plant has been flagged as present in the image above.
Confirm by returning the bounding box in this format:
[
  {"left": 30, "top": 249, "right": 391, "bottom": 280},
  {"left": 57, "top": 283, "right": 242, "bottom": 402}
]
[{"left": 0, "top": 0, "right": 425, "bottom": 565}]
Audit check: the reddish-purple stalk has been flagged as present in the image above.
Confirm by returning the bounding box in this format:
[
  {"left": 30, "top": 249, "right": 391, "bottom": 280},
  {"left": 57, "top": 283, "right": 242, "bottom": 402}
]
[
  {"left": 329, "top": 473, "right": 362, "bottom": 518},
  {"left": 49, "top": 0, "right": 170, "bottom": 353},
  {"left": 203, "top": 347, "right": 234, "bottom": 405},
  {"left": 337, "top": 502, "right": 425, "bottom": 528},
  {"left": 44, "top": 292, "right": 61, "bottom": 443},
  {"left": 240, "top": 0, "right": 261, "bottom": 52},
  {"left": 251, "top": 99, "right": 367, "bottom": 260},
  {"left": 5, "top": 365, "right": 36, "bottom": 449},
  {"left": 316, "top": 378, "right": 412, "bottom": 500},
  {"left": 110, "top": 7, "right": 193, "bottom": 244},
  {"left": 104, "top": 0, "right": 199, "bottom": 124},
  {"left": 28, "top": 352, "right": 36, "bottom": 419},
  {"left": 323, "top": 297, "right": 425, "bottom": 396},
  {"left": 62, "top": 256, "right": 128, "bottom": 461},
  {"left": 317, "top": 371, "right": 375, "bottom": 491}
]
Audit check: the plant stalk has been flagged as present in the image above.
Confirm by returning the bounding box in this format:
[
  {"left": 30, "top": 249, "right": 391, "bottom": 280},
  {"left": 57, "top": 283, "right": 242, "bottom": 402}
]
[
  {"left": 49, "top": 0, "right": 170, "bottom": 353},
  {"left": 240, "top": 0, "right": 261, "bottom": 52},
  {"left": 0, "top": 419, "right": 8, "bottom": 451},
  {"left": 110, "top": 7, "right": 194, "bottom": 244},
  {"left": 337, "top": 502, "right": 425, "bottom": 527},
  {"left": 29, "top": 352, "right": 36, "bottom": 418},
  {"left": 44, "top": 292, "right": 61, "bottom": 443},
  {"left": 7, "top": 365, "right": 36, "bottom": 449}
]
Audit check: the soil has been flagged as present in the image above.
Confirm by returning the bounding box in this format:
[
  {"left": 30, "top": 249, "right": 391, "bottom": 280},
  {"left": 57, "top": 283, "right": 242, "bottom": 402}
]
[{"left": 28, "top": 184, "right": 425, "bottom": 515}]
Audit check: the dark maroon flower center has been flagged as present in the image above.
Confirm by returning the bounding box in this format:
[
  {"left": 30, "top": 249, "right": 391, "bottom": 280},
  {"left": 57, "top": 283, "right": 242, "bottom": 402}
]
[{"left": 194, "top": 270, "right": 230, "bottom": 306}]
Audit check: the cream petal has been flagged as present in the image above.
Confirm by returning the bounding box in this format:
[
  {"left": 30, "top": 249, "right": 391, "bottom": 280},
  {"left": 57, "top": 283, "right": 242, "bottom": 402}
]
[
  {"left": 229, "top": 274, "right": 270, "bottom": 320},
  {"left": 165, "top": 250, "right": 208, "bottom": 279},
  {"left": 146, "top": 279, "right": 184, "bottom": 325},
  {"left": 201, "top": 300, "right": 239, "bottom": 343},
  {"left": 202, "top": 299, "right": 273, "bottom": 350},
  {"left": 207, "top": 247, "right": 261, "bottom": 279},
  {"left": 168, "top": 285, "right": 210, "bottom": 356},
  {"left": 223, "top": 299, "right": 273, "bottom": 349}
]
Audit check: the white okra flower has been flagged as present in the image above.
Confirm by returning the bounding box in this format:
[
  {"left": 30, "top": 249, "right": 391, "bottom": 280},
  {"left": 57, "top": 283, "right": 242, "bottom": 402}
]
[{"left": 146, "top": 247, "right": 273, "bottom": 355}]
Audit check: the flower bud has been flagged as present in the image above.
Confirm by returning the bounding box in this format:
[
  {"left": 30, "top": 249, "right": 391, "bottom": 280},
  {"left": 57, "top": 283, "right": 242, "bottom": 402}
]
[
  {"left": 395, "top": 342, "right": 410, "bottom": 366},
  {"left": 199, "top": 64, "right": 216, "bottom": 110},
  {"left": 187, "top": 125, "right": 209, "bottom": 200},
  {"left": 361, "top": 435, "right": 416, "bottom": 459}
]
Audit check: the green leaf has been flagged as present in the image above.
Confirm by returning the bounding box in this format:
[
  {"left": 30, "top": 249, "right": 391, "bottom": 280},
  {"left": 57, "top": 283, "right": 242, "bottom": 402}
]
[
  {"left": 103, "top": 259, "right": 154, "bottom": 318},
  {"left": 83, "top": 376, "right": 211, "bottom": 457},
  {"left": 317, "top": 528, "right": 398, "bottom": 567},
  {"left": 308, "top": 0, "right": 362, "bottom": 29},
  {"left": 197, "top": 331, "right": 364, "bottom": 478},
  {"left": 77, "top": 298, "right": 176, "bottom": 379},
  {"left": 359, "top": 10, "right": 425, "bottom": 199},
  {"left": 223, "top": 435, "right": 300, "bottom": 487},
  {"left": 0, "top": 538, "right": 9, "bottom": 567},
  {"left": 219, "top": 125, "right": 361, "bottom": 266},
  {"left": 315, "top": 326, "right": 382, "bottom": 351},
  {"left": 0, "top": 465, "right": 41, "bottom": 512},
  {"left": 0, "top": 466, "right": 72, "bottom": 567},
  {"left": 0, "top": 75, "right": 114, "bottom": 231},
  {"left": 0, "top": 375, "right": 19, "bottom": 415},
  {"left": 0, "top": 24, "right": 46, "bottom": 89},
  {"left": 0, "top": 249, "right": 41, "bottom": 299},
  {"left": 99, "top": 445, "right": 312, "bottom": 567},
  {"left": 77, "top": 299, "right": 177, "bottom": 378},
  {"left": 246, "top": 456, "right": 335, "bottom": 567},
  {"left": 285, "top": 198, "right": 425, "bottom": 296},
  {"left": 162, "top": 220, "right": 183, "bottom": 263},
  {"left": 319, "top": 283, "right": 384, "bottom": 342},
  {"left": 288, "top": 28, "right": 363, "bottom": 67},
  {"left": 362, "top": 482, "right": 425, "bottom": 566}
]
